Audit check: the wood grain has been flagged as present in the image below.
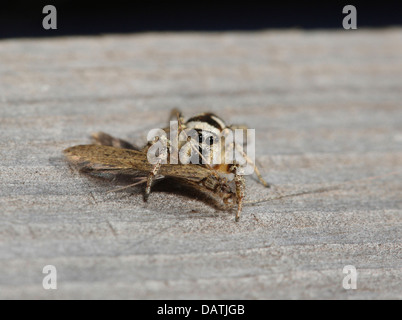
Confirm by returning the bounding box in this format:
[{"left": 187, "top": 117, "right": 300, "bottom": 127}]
[{"left": 0, "top": 30, "right": 401, "bottom": 299}]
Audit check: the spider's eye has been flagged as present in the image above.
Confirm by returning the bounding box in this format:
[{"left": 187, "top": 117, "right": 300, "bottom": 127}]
[
  {"left": 198, "top": 134, "right": 203, "bottom": 143},
  {"left": 207, "top": 136, "right": 215, "bottom": 145}
]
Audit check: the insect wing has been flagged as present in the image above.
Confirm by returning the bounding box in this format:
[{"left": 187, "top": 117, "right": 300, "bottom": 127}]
[
  {"left": 64, "top": 144, "right": 150, "bottom": 173},
  {"left": 64, "top": 144, "right": 213, "bottom": 182}
]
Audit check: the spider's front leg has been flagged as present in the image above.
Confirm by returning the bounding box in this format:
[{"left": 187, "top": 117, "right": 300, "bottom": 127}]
[
  {"left": 145, "top": 109, "right": 183, "bottom": 201},
  {"left": 144, "top": 135, "right": 170, "bottom": 201},
  {"left": 231, "top": 164, "right": 245, "bottom": 222},
  {"left": 144, "top": 162, "right": 162, "bottom": 202},
  {"left": 226, "top": 125, "right": 271, "bottom": 188}
]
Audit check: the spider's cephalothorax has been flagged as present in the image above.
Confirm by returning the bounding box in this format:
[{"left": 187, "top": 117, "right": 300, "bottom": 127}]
[{"left": 177, "top": 112, "right": 228, "bottom": 169}]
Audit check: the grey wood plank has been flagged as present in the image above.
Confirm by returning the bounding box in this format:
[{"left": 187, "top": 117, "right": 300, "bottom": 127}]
[{"left": 0, "top": 29, "right": 401, "bottom": 299}]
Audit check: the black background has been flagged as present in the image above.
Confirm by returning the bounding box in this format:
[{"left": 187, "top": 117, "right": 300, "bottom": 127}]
[{"left": 1, "top": 1, "right": 401, "bottom": 38}]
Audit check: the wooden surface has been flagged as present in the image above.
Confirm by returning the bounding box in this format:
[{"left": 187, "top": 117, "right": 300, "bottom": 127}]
[{"left": 0, "top": 30, "right": 401, "bottom": 299}]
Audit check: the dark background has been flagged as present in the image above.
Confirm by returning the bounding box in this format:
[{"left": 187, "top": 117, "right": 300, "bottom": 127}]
[{"left": 1, "top": 1, "right": 401, "bottom": 38}]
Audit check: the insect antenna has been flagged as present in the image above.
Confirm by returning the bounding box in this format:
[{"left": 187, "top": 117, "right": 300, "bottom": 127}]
[
  {"left": 106, "top": 177, "right": 149, "bottom": 193},
  {"left": 245, "top": 170, "right": 402, "bottom": 206}
]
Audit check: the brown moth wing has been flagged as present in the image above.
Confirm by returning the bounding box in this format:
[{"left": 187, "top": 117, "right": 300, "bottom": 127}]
[
  {"left": 63, "top": 144, "right": 213, "bottom": 182},
  {"left": 91, "top": 132, "right": 140, "bottom": 151}
]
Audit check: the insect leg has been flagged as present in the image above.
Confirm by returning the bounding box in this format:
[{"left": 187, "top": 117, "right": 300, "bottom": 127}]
[
  {"left": 144, "top": 135, "right": 169, "bottom": 201},
  {"left": 232, "top": 164, "right": 245, "bottom": 222},
  {"left": 144, "top": 161, "right": 162, "bottom": 201},
  {"left": 236, "top": 144, "right": 270, "bottom": 188},
  {"left": 226, "top": 126, "right": 270, "bottom": 188}
]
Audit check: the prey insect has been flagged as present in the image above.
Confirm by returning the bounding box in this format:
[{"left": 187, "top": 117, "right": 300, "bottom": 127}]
[{"left": 64, "top": 109, "right": 270, "bottom": 221}]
